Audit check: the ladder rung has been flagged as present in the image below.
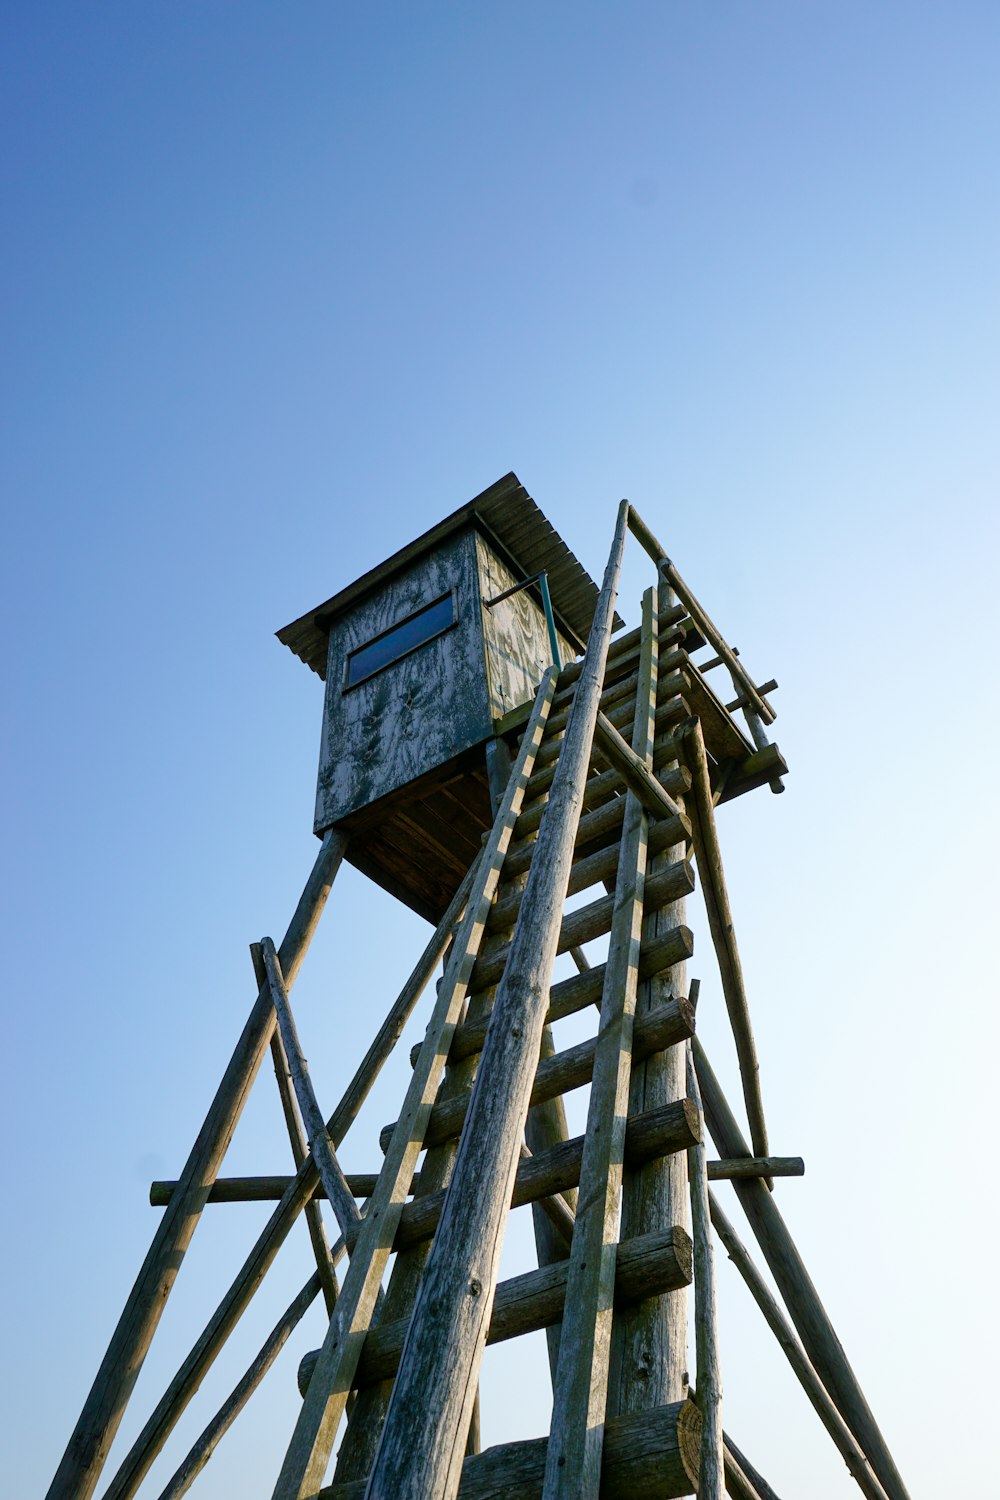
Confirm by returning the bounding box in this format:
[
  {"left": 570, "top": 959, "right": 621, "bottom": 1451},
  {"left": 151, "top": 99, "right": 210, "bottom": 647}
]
[
  {"left": 545, "top": 646, "right": 687, "bottom": 737},
  {"left": 323, "top": 1228, "right": 692, "bottom": 1394},
  {"left": 462, "top": 924, "right": 693, "bottom": 1050},
  {"left": 395, "top": 992, "right": 695, "bottom": 1152},
  {"left": 356, "top": 1098, "right": 699, "bottom": 1256},
  {"left": 474, "top": 863, "right": 693, "bottom": 992},
  {"left": 535, "top": 672, "right": 689, "bottom": 767},
  {"left": 318, "top": 1402, "right": 700, "bottom": 1499}
]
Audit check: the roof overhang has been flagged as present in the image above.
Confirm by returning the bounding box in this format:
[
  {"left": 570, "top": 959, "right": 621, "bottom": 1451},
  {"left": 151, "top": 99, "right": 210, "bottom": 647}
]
[{"left": 276, "top": 471, "right": 625, "bottom": 678}]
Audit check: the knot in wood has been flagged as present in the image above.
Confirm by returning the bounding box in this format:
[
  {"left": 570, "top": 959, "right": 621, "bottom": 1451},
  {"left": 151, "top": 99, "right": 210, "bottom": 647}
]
[{"left": 468, "top": 1277, "right": 482, "bottom": 1298}]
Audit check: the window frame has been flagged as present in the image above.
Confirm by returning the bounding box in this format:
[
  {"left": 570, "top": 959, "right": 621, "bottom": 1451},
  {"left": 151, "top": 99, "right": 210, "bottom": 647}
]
[{"left": 341, "top": 590, "right": 459, "bottom": 693}]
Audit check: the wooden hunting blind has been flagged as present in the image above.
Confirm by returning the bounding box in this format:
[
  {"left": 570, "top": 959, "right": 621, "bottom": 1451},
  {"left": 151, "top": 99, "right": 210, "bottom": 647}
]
[
  {"left": 50, "top": 478, "right": 913, "bottom": 1500},
  {"left": 277, "top": 473, "right": 614, "bottom": 920}
]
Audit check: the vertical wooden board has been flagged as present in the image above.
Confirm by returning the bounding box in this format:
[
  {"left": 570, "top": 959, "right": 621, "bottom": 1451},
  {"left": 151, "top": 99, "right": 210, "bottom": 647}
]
[
  {"left": 316, "top": 529, "right": 494, "bottom": 829},
  {"left": 476, "top": 532, "right": 576, "bottom": 721}
]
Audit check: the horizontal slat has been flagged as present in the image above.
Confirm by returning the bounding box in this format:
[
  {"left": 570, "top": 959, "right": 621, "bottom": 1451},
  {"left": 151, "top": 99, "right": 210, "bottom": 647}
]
[
  {"left": 300, "top": 1228, "right": 692, "bottom": 1395},
  {"left": 318, "top": 1399, "right": 701, "bottom": 1500},
  {"left": 386, "top": 993, "right": 696, "bottom": 1153},
  {"left": 473, "top": 863, "right": 694, "bottom": 990},
  {"left": 353, "top": 1098, "right": 699, "bottom": 1257}
]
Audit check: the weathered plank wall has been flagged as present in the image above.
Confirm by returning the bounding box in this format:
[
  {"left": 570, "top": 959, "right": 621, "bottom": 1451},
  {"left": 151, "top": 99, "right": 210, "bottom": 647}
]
[
  {"left": 315, "top": 530, "right": 492, "bottom": 829},
  {"left": 476, "top": 533, "right": 576, "bottom": 721}
]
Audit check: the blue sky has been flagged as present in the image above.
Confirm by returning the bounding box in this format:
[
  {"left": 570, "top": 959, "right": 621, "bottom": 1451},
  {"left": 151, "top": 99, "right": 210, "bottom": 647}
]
[{"left": 3, "top": 5, "right": 998, "bottom": 1496}]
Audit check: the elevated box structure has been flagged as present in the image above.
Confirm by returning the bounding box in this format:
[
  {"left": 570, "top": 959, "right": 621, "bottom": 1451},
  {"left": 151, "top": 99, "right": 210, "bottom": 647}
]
[{"left": 278, "top": 472, "right": 619, "bottom": 920}]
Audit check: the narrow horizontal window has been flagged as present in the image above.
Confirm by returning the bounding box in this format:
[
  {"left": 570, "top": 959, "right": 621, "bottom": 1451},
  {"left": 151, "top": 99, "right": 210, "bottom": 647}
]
[{"left": 344, "top": 592, "right": 457, "bottom": 689}]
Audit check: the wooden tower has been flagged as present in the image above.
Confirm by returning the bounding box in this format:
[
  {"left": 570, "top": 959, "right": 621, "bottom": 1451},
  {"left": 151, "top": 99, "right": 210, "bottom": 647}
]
[{"left": 48, "top": 475, "right": 910, "bottom": 1500}]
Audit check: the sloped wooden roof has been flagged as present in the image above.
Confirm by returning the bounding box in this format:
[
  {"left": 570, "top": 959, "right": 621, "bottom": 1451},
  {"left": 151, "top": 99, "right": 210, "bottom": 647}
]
[{"left": 276, "top": 471, "right": 624, "bottom": 678}]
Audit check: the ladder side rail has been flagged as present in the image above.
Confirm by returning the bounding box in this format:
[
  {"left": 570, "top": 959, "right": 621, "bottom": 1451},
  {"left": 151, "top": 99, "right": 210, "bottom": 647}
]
[
  {"left": 625, "top": 503, "right": 775, "bottom": 726},
  {"left": 47, "top": 828, "right": 350, "bottom": 1500},
  {"left": 272, "top": 667, "right": 560, "bottom": 1500},
  {"left": 543, "top": 585, "right": 660, "bottom": 1497},
  {"left": 364, "top": 500, "right": 630, "bottom": 1500},
  {"left": 680, "top": 716, "right": 770, "bottom": 1163},
  {"left": 693, "top": 1038, "right": 911, "bottom": 1500},
  {"left": 100, "top": 852, "right": 474, "bottom": 1500}
]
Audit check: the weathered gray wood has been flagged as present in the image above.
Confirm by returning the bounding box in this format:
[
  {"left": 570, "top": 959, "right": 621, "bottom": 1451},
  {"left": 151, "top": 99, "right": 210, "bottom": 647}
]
[
  {"left": 156, "top": 1272, "right": 324, "bottom": 1500},
  {"left": 151, "top": 1154, "right": 801, "bottom": 1207},
  {"left": 473, "top": 860, "right": 693, "bottom": 991},
  {"left": 365, "top": 502, "right": 631, "bottom": 1500},
  {"left": 356, "top": 1099, "right": 699, "bottom": 1259},
  {"left": 47, "top": 828, "right": 350, "bottom": 1500},
  {"left": 253, "top": 940, "right": 339, "bottom": 1317},
  {"left": 686, "top": 1043, "right": 724, "bottom": 1500},
  {"left": 724, "top": 680, "right": 778, "bottom": 714},
  {"left": 694, "top": 1039, "right": 910, "bottom": 1500},
  {"left": 477, "top": 533, "right": 576, "bottom": 720},
  {"left": 499, "top": 808, "right": 690, "bottom": 914},
  {"left": 510, "top": 761, "right": 689, "bottom": 866},
  {"left": 302, "top": 1229, "right": 691, "bottom": 1394},
  {"left": 610, "top": 597, "right": 690, "bottom": 1425},
  {"left": 543, "top": 585, "right": 659, "bottom": 1498},
  {"left": 384, "top": 992, "right": 695, "bottom": 1153},
  {"left": 709, "top": 1195, "right": 891, "bottom": 1500},
  {"left": 316, "top": 529, "right": 494, "bottom": 829},
  {"left": 101, "top": 845, "right": 473, "bottom": 1500},
  {"left": 260, "top": 939, "right": 362, "bottom": 1236},
  {"left": 445, "top": 926, "right": 693, "bottom": 1061},
  {"left": 272, "top": 670, "right": 559, "bottom": 1500},
  {"left": 320, "top": 1401, "right": 702, "bottom": 1500},
  {"left": 681, "top": 717, "right": 769, "bottom": 1164},
  {"left": 708, "top": 1157, "right": 802, "bottom": 1181}
]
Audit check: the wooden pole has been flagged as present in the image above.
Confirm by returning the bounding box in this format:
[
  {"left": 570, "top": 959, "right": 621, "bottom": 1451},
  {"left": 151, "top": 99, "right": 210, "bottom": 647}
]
[
  {"left": 260, "top": 938, "right": 363, "bottom": 1236},
  {"left": 686, "top": 1043, "right": 724, "bottom": 1500},
  {"left": 693, "top": 1038, "right": 910, "bottom": 1500},
  {"left": 709, "top": 1195, "right": 891, "bottom": 1500},
  {"left": 624, "top": 505, "right": 774, "bottom": 726},
  {"left": 364, "top": 501, "right": 631, "bottom": 1500},
  {"left": 272, "top": 668, "right": 560, "bottom": 1500},
  {"left": 46, "top": 828, "right": 350, "bottom": 1500},
  {"left": 252, "top": 943, "right": 339, "bottom": 1316},
  {"left": 680, "top": 717, "right": 769, "bottom": 1163},
  {"left": 100, "top": 846, "right": 475, "bottom": 1500}
]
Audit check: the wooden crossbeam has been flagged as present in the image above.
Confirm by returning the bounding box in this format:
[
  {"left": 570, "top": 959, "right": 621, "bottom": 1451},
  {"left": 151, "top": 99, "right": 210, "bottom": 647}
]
[
  {"left": 254, "top": 939, "right": 339, "bottom": 1316},
  {"left": 321, "top": 1401, "right": 701, "bottom": 1500},
  {"left": 301, "top": 1229, "right": 691, "bottom": 1395}
]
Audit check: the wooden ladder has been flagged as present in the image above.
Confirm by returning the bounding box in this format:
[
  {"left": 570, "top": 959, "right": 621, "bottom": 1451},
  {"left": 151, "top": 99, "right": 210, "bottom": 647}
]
[{"left": 49, "top": 502, "right": 911, "bottom": 1500}]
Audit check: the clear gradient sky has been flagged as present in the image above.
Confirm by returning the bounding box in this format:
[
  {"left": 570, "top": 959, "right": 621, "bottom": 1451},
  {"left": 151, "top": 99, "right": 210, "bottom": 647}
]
[{"left": 3, "top": 6, "right": 998, "bottom": 1496}]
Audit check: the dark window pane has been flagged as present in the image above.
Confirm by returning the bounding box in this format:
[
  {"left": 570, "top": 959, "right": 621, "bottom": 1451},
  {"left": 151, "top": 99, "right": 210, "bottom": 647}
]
[{"left": 345, "top": 593, "right": 456, "bottom": 688}]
